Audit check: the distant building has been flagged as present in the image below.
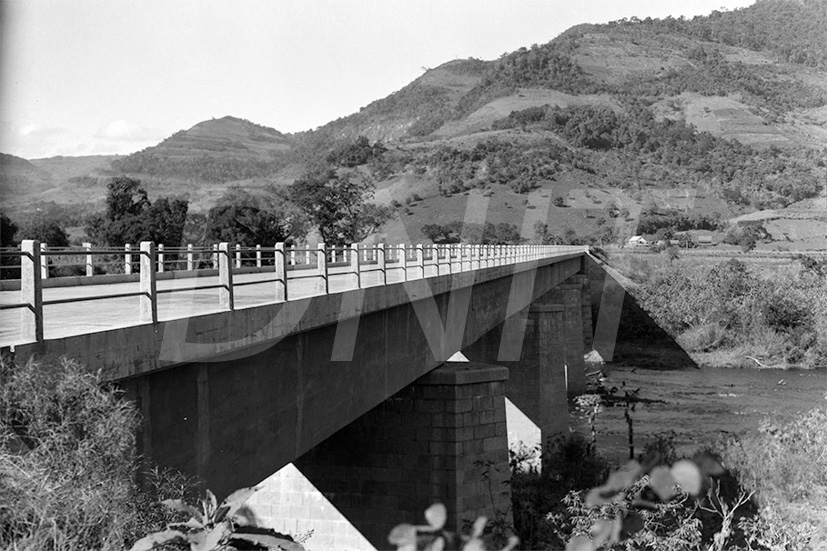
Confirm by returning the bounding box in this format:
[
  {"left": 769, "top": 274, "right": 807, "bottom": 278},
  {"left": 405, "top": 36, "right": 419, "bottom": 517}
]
[
  {"left": 697, "top": 234, "right": 714, "bottom": 246},
  {"left": 628, "top": 235, "right": 649, "bottom": 247}
]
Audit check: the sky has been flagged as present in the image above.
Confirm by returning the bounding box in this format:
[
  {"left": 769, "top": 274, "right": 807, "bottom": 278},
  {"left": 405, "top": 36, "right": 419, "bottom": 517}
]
[{"left": 0, "top": 0, "right": 756, "bottom": 160}]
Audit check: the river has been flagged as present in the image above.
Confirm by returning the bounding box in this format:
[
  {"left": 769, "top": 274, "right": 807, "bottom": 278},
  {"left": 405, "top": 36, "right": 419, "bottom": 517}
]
[{"left": 579, "top": 364, "right": 827, "bottom": 463}]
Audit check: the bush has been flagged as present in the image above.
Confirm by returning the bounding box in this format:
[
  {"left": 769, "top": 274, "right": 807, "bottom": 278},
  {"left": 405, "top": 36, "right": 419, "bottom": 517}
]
[
  {"left": 713, "top": 408, "right": 827, "bottom": 550},
  {"left": 510, "top": 434, "right": 610, "bottom": 549},
  {"left": 0, "top": 356, "right": 194, "bottom": 550}
]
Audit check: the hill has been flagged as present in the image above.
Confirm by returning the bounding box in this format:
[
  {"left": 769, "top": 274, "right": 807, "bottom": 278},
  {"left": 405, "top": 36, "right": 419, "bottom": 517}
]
[
  {"left": 0, "top": 153, "right": 54, "bottom": 198},
  {"left": 1, "top": 0, "right": 825, "bottom": 249},
  {"left": 110, "top": 116, "right": 294, "bottom": 183}
]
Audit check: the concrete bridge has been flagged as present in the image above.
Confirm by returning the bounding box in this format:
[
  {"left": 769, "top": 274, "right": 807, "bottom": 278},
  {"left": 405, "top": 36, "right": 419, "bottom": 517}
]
[{"left": 1, "top": 241, "right": 628, "bottom": 550}]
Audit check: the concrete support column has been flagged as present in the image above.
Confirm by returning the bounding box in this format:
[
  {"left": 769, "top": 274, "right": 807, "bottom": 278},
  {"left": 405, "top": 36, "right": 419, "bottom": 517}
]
[
  {"left": 83, "top": 242, "right": 93, "bottom": 277},
  {"left": 544, "top": 284, "right": 587, "bottom": 396},
  {"left": 463, "top": 305, "right": 569, "bottom": 455},
  {"left": 125, "top": 243, "right": 132, "bottom": 275},
  {"left": 567, "top": 273, "right": 594, "bottom": 352},
  {"left": 275, "top": 243, "right": 287, "bottom": 301},
  {"left": 291, "top": 362, "right": 512, "bottom": 548},
  {"left": 350, "top": 243, "right": 361, "bottom": 289},
  {"left": 20, "top": 240, "right": 43, "bottom": 343},
  {"left": 40, "top": 243, "right": 48, "bottom": 280},
  {"left": 139, "top": 242, "right": 158, "bottom": 323}
]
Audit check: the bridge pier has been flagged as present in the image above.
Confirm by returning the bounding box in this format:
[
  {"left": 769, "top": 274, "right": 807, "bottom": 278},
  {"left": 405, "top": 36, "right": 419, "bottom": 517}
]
[
  {"left": 462, "top": 272, "right": 593, "bottom": 457},
  {"left": 249, "top": 361, "right": 511, "bottom": 550},
  {"left": 463, "top": 304, "right": 569, "bottom": 455}
]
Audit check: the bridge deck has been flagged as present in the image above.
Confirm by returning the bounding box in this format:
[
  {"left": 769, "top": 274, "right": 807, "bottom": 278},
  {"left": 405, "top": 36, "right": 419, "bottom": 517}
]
[{"left": 0, "top": 263, "right": 417, "bottom": 347}]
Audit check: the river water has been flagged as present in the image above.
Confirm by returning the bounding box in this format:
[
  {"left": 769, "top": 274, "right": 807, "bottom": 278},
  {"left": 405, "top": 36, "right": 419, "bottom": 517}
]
[{"left": 580, "top": 364, "right": 827, "bottom": 463}]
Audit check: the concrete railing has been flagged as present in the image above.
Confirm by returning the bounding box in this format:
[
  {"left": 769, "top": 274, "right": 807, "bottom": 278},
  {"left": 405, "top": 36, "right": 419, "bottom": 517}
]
[{"left": 1, "top": 241, "right": 585, "bottom": 345}]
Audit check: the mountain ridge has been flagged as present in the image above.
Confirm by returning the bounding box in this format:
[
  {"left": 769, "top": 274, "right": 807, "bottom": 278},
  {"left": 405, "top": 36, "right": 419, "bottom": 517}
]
[{"left": 2, "top": 0, "right": 826, "bottom": 248}]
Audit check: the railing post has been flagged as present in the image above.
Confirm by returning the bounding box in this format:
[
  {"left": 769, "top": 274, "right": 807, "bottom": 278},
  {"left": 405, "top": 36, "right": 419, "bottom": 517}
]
[
  {"left": 290, "top": 245, "right": 296, "bottom": 266},
  {"left": 139, "top": 242, "right": 157, "bottom": 323},
  {"left": 40, "top": 243, "right": 49, "bottom": 280},
  {"left": 445, "top": 245, "right": 453, "bottom": 274},
  {"left": 317, "top": 243, "right": 329, "bottom": 295},
  {"left": 83, "top": 242, "right": 93, "bottom": 277},
  {"left": 212, "top": 244, "right": 218, "bottom": 269},
  {"left": 350, "top": 243, "right": 361, "bottom": 289},
  {"left": 275, "top": 242, "right": 287, "bottom": 301},
  {"left": 20, "top": 240, "right": 43, "bottom": 343},
  {"left": 256, "top": 245, "right": 262, "bottom": 268},
  {"left": 235, "top": 243, "right": 242, "bottom": 269},
  {"left": 416, "top": 244, "right": 425, "bottom": 279},
  {"left": 377, "top": 243, "right": 387, "bottom": 286},
  {"left": 219, "top": 242, "right": 234, "bottom": 310},
  {"left": 158, "top": 244, "right": 165, "bottom": 273},
  {"left": 399, "top": 243, "right": 407, "bottom": 281},
  {"left": 433, "top": 245, "right": 440, "bottom": 276},
  {"left": 187, "top": 244, "right": 194, "bottom": 271},
  {"left": 305, "top": 249, "right": 311, "bottom": 266},
  {"left": 125, "top": 243, "right": 132, "bottom": 275}
]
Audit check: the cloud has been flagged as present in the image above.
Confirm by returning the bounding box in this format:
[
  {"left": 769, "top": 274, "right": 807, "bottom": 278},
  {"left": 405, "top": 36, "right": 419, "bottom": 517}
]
[
  {"left": 94, "top": 119, "right": 165, "bottom": 142},
  {"left": 0, "top": 123, "right": 80, "bottom": 159},
  {"left": 0, "top": 120, "right": 169, "bottom": 159}
]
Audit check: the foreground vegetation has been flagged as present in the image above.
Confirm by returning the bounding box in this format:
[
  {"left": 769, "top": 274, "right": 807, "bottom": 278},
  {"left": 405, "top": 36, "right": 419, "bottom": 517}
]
[
  {"left": 3, "top": 353, "right": 826, "bottom": 550},
  {"left": 507, "top": 406, "right": 827, "bottom": 550},
  {"left": 0, "top": 357, "right": 195, "bottom": 550},
  {"left": 612, "top": 252, "right": 827, "bottom": 368}
]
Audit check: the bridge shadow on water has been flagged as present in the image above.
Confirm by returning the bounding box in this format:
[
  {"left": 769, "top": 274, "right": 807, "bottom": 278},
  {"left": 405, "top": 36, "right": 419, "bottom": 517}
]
[
  {"left": 586, "top": 253, "right": 698, "bottom": 371},
  {"left": 603, "top": 290, "right": 698, "bottom": 371}
]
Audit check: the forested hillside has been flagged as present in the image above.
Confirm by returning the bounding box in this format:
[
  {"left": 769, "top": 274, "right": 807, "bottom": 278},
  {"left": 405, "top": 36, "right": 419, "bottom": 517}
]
[
  {"left": 2, "top": 0, "right": 825, "bottom": 248},
  {"left": 110, "top": 116, "right": 294, "bottom": 183}
]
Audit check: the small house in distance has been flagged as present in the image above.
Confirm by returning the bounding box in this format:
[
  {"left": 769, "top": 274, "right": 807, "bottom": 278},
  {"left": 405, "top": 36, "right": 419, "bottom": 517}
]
[
  {"left": 628, "top": 235, "right": 649, "bottom": 247},
  {"left": 696, "top": 233, "right": 714, "bottom": 246}
]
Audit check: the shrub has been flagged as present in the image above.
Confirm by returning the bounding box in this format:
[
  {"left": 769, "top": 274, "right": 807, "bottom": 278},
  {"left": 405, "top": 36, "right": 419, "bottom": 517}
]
[
  {"left": 0, "top": 356, "right": 194, "bottom": 550},
  {"left": 509, "top": 434, "right": 610, "bottom": 549}
]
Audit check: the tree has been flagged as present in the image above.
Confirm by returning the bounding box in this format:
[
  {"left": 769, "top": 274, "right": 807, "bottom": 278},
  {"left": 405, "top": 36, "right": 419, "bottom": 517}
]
[
  {"left": 290, "top": 168, "right": 391, "bottom": 246},
  {"left": 205, "top": 187, "right": 307, "bottom": 246},
  {"left": 17, "top": 218, "right": 70, "bottom": 248},
  {"left": 422, "top": 222, "right": 462, "bottom": 244},
  {"left": 1, "top": 212, "right": 19, "bottom": 279},
  {"left": 143, "top": 197, "right": 189, "bottom": 246},
  {"left": 86, "top": 177, "right": 189, "bottom": 247},
  {"left": 1, "top": 212, "right": 18, "bottom": 247}
]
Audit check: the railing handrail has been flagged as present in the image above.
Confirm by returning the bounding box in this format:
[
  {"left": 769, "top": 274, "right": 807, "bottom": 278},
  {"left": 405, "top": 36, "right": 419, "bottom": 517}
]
[{"left": 6, "top": 240, "right": 587, "bottom": 346}]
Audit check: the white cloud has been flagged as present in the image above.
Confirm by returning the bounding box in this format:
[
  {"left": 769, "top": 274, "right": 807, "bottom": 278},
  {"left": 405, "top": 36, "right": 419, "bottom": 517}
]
[
  {"left": 94, "top": 119, "right": 165, "bottom": 142},
  {"left": 0, "top": 120, "right": 168, "bottom": 159}
]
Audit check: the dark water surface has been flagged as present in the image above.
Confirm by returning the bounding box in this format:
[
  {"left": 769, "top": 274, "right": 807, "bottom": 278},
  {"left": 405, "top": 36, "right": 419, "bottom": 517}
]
[{"left": 578, "top": 364, "right": 827, "bottom": 462}]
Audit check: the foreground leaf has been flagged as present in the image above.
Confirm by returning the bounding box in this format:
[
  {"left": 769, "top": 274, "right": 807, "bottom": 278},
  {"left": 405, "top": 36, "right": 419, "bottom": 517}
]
[
  {"left": 232, "top": 532, "right": 306, "bottom": 551},
  {"left": 128, "top": 529, "right": 188, "bottom": 551},
  {"left": 671, "top": 459, "right": 703, "bottom": 496},
  {"left": 649, "top": 465, "right": 677, "bottom": 501},
  {"left": 425, "top": 503, "right": 447, "bottom": 530},
  {"left": 160, "top": 499, "right": 202, "bottom": 523},
  {"left": 216, "top": 486, "right": 258, "bottom": 522},
  {"left": 388, "top": 523, "right": 417, "bottom": 546},
  {"left": 566, "top": 535, "right": 596, "bottom": 551}
]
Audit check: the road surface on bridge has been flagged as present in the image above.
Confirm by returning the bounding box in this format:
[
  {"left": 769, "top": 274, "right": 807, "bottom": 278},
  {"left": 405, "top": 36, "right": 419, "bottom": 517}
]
[{"left": 0, "top": 263, "right": 420, "bottom": 347}]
